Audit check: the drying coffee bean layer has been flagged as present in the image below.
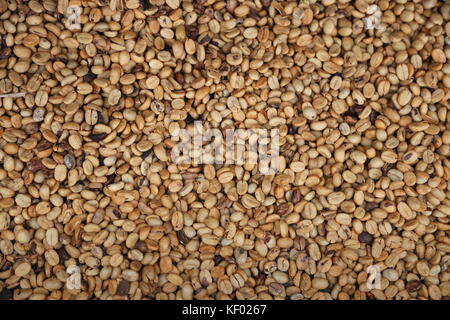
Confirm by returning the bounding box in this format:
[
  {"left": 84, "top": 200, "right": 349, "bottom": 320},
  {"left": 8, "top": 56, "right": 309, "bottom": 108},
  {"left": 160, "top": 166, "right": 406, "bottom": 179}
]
[{"left": 0, "top": 0, "right": 449, "bottom": 300}]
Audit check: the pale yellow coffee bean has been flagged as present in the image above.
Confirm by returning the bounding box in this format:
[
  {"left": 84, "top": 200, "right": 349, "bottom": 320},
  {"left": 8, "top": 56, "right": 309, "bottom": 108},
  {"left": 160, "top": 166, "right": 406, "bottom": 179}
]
[
  {"left": 146, "top": 76, "right": 160, "bottom": 89},
  {"left": 46, "top": 228, "right": 59, "bottom": 247},
  {"left": 54, "top": 164, "right": 68, "bottom": 182},
  {"left": 15, "top": 262, "right": 31, "bottom": 277},
  {"left": 15, "top": 194, "right": 31, "bottom": 208}
]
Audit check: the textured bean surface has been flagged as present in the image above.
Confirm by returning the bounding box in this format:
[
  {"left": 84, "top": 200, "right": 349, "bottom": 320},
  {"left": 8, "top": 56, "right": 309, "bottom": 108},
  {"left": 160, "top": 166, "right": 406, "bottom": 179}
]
[{"left": 0, "top": 0, "right": 449, "bottom": 300}]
